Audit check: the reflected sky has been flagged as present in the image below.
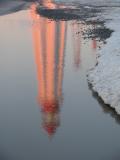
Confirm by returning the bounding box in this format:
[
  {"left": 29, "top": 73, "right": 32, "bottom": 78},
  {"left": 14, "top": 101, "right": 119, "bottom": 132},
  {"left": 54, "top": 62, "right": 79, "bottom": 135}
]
[{"left": 0, "top": 1, "right": 120, "bottom": 160}]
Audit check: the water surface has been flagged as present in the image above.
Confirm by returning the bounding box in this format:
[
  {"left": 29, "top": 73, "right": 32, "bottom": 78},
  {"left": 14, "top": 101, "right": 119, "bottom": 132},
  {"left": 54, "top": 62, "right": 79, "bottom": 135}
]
[{"left": 0, "top": 3, "right": 120, "bottom": 160}]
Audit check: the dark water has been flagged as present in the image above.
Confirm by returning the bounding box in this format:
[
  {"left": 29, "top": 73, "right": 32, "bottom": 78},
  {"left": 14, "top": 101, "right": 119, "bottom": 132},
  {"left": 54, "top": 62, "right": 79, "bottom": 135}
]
[{"left": 0, "top": 2, "right": 120, "bottom": 160}]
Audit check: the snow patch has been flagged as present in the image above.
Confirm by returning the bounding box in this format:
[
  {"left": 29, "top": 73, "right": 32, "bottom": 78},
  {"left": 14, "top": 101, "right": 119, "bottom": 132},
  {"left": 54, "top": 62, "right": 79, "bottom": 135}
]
[{"left": 88, "top": 7, "right": 120, "bottom": 114}]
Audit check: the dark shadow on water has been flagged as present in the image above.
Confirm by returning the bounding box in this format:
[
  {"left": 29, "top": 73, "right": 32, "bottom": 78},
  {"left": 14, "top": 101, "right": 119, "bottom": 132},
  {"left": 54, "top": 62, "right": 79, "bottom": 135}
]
[
  {"left": 83, "top": 26, "right": 114, "bottom": 42},
  {"left": 88, "top": 83, "right": 120, "bottom": 125},
  {"left": 36, "top": 2, "right": 113, "bottom": 43},
  {"left": 36, "top": 3, "right": 102, "bottom": 21},
  {"left": 0, "top": 1, "right": 29, "bottom": 16}
]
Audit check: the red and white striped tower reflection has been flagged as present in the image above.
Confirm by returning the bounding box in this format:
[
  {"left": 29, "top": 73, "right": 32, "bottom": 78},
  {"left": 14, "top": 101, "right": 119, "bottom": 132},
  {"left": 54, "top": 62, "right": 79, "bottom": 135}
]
[
  {"left": 71, "top": 21, "right": 97, "bottom": 70},
  {"left": 30, "top": 4, "right": 67, "bottom": 137},
  {"left": 71, "top": 22, "right": 81, "bottom": 70}
]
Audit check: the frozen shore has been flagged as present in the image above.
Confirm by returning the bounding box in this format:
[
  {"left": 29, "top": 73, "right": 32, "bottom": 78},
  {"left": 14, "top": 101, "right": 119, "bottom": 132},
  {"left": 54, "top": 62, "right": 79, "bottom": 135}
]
[{"left": 88, "top": 7, "right": 120, "bottom": 114}]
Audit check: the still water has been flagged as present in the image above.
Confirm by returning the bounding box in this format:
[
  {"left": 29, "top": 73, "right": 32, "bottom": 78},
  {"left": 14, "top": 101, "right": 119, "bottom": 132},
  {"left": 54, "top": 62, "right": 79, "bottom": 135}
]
[{"left": 0, "top": 3, "right": 120, "bottom": 160}]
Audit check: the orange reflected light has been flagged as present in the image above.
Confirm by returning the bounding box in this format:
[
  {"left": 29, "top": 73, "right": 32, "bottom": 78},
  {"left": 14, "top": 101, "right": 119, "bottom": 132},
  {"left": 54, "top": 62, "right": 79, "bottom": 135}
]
[{"left": 30, "top": 3, "right": 66, "bottom": 136}]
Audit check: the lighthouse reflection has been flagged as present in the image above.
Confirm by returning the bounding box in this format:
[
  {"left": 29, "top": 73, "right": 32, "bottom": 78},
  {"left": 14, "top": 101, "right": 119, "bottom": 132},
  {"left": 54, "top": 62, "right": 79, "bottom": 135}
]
[
  {"left": 30, "top": 3, "right": 99, "bottom": 137},
  {"left": 31, "top": 4, "right": 66, "bottom": 136},
  {"left": 30, "top": 1, "right": 102, "bottom": 137}
]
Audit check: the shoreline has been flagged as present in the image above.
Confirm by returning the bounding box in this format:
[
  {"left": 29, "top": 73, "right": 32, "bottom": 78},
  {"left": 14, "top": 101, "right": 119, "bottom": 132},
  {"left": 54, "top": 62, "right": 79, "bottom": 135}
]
[{"left": 87, "top": 7, "right": 120, "bottom": 114}]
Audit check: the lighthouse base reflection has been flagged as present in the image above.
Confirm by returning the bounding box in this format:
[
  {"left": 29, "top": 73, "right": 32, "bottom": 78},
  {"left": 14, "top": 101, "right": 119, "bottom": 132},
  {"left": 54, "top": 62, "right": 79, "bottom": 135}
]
[{"left": 0, "top": 1, "right": 119, "bottom": 160}]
